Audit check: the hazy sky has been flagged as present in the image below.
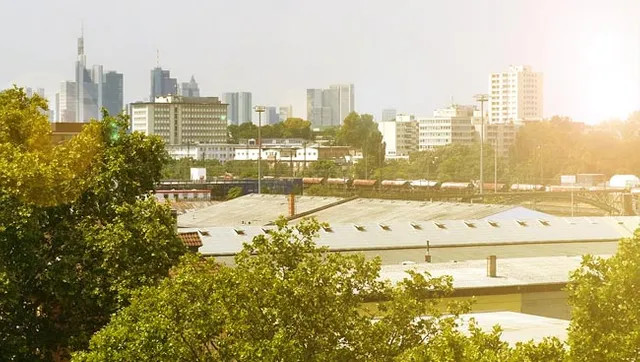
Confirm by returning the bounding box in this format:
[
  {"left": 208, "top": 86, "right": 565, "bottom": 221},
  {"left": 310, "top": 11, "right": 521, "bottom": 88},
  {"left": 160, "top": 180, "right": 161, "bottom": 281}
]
[{"left": 1, "top": 0, "right": 639, "bottom": 123}]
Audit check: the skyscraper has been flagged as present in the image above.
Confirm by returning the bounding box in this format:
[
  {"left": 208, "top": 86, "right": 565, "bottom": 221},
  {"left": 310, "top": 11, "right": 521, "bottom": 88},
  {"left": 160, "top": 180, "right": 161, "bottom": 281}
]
[
  {"left": 306, "top": 84, "right": 355, "bottom": 128},
  {"left": 488, "top": 65, "right": 543, "bottom": 124},
  {"left": 381, "top": 108, "right": 397, "bottom": 122},
  {"left": 150, "top": 67, "right": 178, "bottom": 100},
  {"left": 57, "top": 32, "right": 122, "bottom": 122},
  {"left": 221, "top": 91, "right": 252, "bottom": 125},
  {"left": 103, "top": 71, "right": 124, "bottom": 116},
  {"left": 180, "top": 76, "right": 200, "bottom": 97},
  {"left": 279, "top": 105, "right": 293, "bottom": 122},
  {"left": 263, "top": 106, "right": 279, "bottom": 125}
]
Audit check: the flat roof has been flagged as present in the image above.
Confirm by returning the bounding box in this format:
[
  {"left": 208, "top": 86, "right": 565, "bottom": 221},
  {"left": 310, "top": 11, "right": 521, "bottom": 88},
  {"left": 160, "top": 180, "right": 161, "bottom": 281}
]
[
  {"left": 189, "top": 216, "right": 639, "bottom": 258},
  {"left": 178, "top": 194, "right": 555, "bottom": 228},
  {"left": 458, "top": 312, "right": 569, "bottom": 345},
  {"left": 379, "top": 254, "right": 588, "bottom": 289}
]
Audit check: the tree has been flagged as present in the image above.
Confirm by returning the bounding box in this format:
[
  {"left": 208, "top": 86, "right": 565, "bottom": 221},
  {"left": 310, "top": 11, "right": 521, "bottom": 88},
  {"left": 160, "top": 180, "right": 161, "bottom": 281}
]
[
  {"left": 337, "top": 112, "right": 385, "bottom": 170},
  {"left": 74, "top": 218, "right": 565, "bottom": 361},
  {"left": 0, "top": 87, "right": 185, "bottom": 360},
  {"left": 282, "top": 117, "right": 312, "bottom": 139},
  {"left": 566, "top": 230, "right": 640, "bottom": 361}
]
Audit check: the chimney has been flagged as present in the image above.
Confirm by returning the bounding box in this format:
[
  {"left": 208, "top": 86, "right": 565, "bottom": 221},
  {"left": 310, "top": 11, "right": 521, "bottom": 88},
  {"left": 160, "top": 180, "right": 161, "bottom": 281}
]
[
  {"left": 424, "top": 240, "right": 432, "bottom": 263},
  {"left": 487, "top": 255, "right": 497, "bottom": 277},
  {"left": 288, "top": 193, "right": 296, "bottom": 217},
  {"left": 170, "top": 208, "right": 178, "bottom": 233}
]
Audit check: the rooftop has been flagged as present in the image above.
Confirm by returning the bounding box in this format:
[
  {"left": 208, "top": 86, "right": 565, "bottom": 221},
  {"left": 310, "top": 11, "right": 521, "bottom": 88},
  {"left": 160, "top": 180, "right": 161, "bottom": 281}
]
[
  {"left": 459, "top": 312, "right": 569, "bottom": 345},
  {"left": 178, "top": 194, "right": 555, "bottom": 228}
]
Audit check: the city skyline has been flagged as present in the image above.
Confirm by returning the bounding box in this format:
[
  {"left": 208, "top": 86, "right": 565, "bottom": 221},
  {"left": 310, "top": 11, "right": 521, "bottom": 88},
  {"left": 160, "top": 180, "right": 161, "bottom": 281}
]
[{"left": 2, "top": 0, "right": 639, "bottom": 124}]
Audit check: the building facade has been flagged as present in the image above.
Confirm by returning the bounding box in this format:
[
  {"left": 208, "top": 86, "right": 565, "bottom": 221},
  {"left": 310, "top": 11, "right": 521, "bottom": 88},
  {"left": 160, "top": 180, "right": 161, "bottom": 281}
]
[
  {"left": 263, "top": 106, "right": 279, "bottom": 125},
  {"left": 279, "top": 105, "right": 293, "bottom": 122},
  {"left": 489, "top": 65, "right": 543, "bottom": 124},
  {"left": 150, "top": 67, "right": 178, "bottom": 100},
  {"left": 221, "top": 91, "right": 252, "bottom": 125},
  {"left": 166, "top": 143, "right": 238, "bottom": 162},
  {"left": 306, "top": 84, "right": 355, "bottom": 128},
  {"left": 103, "top": 71, "right": 124, "bottom": 116},
  {"left": 56, "top": 33, "right": 123, "bottom": 122},
  {"left": 378, "top": 114, "right": 419, "bottom": 159},
  {"left": 381, "top": 108, "right": 397, "bottom": 122},
  {"left": 130, "top": 95, "right": 228, "bottom": 145},
  {"left": 473, "top": 120, "right": 516, "bottom": 158},
  {"left": 418, "top": 105, "right": 476, "bottom": 150},
  {"left": 180, "top": 76, "right": 200, "bottom": 97}
]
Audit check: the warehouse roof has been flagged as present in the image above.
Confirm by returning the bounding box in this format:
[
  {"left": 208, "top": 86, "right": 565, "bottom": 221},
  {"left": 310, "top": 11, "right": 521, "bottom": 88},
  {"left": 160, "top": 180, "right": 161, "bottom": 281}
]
[
  {"left": 458, "top": 312, "right": 569, "bottom": 345},
  {"left": 178, "top": 194, "right": 554, "bottom": 227},
  {"left": 379, "top": 255, "right": 587, "bottom": 289},
  {"left": 188, "top": 216, "right": 640, "bottom": 257}
]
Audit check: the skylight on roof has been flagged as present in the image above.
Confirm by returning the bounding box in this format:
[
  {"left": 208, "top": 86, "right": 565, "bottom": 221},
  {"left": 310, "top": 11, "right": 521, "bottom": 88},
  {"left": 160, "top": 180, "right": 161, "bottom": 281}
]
[
  {"left": 234, "top": 228, "right": 245, "bottom": 235},
  {"left": 322, "top": 225, "right": 333, "bottom": 232},
  {"left": 410, "top": 222, "right": 422, "bottom": 230},
  {"left": 487, "top": 220, "right": 499, "bottom": 227},
  {"left": 538, "top": 219, "right": 550, "bottom": 226},
  {"left": 379, "top": 223, "right": 391, "bottom": 231},
  {"left": 516, "top": 220, "right": 528, "bottom": 227},
  {"left": 434, "top": 221, "right": 447, "bottom": 229},
  {"left": 198, "top": 229, "right": 210, "bottom": 236},
  {"left": 354, "top": 224, "right": 366, "bottom": 231},
  {"left": 463, "top": 221, "right": 476, "bottom": 228}
]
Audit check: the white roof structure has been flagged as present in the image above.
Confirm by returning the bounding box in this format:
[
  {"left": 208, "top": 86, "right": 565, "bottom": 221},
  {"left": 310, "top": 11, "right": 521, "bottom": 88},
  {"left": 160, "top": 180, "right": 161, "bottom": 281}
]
[
  {"left": 178, "top": 194, "right": 555, "bottom": 228},
  {"left": 186, "top": 216, "right": 640, "bottom": 257},
  {"left": 459, "top": 312, "right": 569, "bottom": 345}
]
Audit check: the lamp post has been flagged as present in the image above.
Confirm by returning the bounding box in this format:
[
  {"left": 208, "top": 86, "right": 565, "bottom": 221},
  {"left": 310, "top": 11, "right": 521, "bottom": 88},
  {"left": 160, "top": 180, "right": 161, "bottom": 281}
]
[
  {"left": 474, "top": 94, "right": 489, "bottom": 195},
  {"left": 254, "top": 106, "right": 266, "bottom": 194}
]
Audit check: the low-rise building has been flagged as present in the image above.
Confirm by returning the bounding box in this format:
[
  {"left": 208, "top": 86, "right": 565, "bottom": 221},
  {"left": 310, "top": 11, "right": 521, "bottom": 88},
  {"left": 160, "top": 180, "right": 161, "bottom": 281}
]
[
  {"left": 378, "top": 114, "right": 419, "bottom": 159},
  {"left": 166, "top": 143, "right": 238, "bottom": 162},
  {"left": 50, "top": 122, "right": 88, "bottom": 144},
  {"left": 418, "top": 105, "right": 476, "bottom": 150}
]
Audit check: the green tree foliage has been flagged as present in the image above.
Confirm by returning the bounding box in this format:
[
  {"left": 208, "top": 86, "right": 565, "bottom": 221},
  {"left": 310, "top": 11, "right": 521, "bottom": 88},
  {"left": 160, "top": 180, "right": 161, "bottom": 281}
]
[
  {"left": 74, "top": 218, "right": 565, "bottom": 361},
  {"left": 510, "top": 115, "right": 640, "bottom": 183},
  {"left": 0, "top": 87, "right": 185, "bottom": 360},
  {"left": 227, "top": 119, "right": 312, "bottom": 144},
  {"left": 337, "top": 113, "right": 385, "bottom": 167},
  {"left": 566, "top": 230, "right": 640, "bottom": 361},
  {"left": 306, "top": 159, "right": 342, "bottom": 178},
  {"left": 226, "top": 186, "right": 243, "bottom": 200}
]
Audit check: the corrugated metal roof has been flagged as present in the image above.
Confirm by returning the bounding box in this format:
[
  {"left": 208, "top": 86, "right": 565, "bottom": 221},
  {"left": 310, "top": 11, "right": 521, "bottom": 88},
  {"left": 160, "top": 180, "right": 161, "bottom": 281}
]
[{"left": 189, "top": 216, "right": 640, "bottom": 257}]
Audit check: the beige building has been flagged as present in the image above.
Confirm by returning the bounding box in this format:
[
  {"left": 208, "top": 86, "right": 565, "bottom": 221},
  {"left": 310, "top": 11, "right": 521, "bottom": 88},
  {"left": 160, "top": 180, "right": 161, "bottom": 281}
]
[
  {"left": 472, "top": 114, "right": 516, "bottom": 158},
  {"left": 418, "top": 105, "right": 476, "bottom": 150},
  {"left": 130, "top": 95, "right": 227, "bottom": 145},
  {"left": 378, "top": 114, "right": 419, "bottom": 159},
  {"left": 489, "top": 65, "right": 543, "bottom": 124}
]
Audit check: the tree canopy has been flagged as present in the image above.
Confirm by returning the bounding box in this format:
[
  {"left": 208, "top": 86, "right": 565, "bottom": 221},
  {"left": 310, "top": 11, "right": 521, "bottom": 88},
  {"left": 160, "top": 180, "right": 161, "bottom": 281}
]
[
  {"left": 74, "top": 218, "right": 566, "bottom": 361},
  {"left": 227, "top": 118, "right": 312, "bottom": 143},
  {"left": 0, "top": 87, "right": 185, "bottom": 360}
]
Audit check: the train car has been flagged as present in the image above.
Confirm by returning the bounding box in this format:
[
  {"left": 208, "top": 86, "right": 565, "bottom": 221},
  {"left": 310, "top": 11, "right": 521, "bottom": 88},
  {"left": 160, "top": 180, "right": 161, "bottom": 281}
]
[
  {"left": 409, "top": 179, "right": 439, "bottom": 189},
  {"left": 380, "top": 180, "right": 410, "bottom": 189},
  {"left": 510, "top": 183, "right": 545, "bottom": 192},
  {"left": 547, "top": 185, "right": 586, "bottom": 192},
  {"left": 352, "top": 179, "right": 378, "bottom": 189},
  {"left": 480, "top": 183, "right": 508, "bottom": 192},
  {"left": 326, "top": 178, "right": 352, "bottom": 188},
  {"left": 302, "top": 177, "right": 326, "bottom": 186},
  {"left": 440, "top": 182, "right": 474, "bottom": 191}
]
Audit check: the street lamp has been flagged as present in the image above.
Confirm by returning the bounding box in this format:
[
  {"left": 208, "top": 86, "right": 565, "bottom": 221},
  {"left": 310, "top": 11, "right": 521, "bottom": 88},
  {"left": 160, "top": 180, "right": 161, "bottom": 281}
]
[
  {"left": 254, "top": 105, "right": 266, "bottom": 194},
  {"left": 474, "top": 94, "right": 489, "bottom": 195}
]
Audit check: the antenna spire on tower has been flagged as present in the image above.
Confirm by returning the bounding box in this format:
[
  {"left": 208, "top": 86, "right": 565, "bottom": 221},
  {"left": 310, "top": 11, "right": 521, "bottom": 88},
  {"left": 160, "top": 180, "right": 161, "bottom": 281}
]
[{"left": 156, "top": 49, "right": 160, "bottom": 68}]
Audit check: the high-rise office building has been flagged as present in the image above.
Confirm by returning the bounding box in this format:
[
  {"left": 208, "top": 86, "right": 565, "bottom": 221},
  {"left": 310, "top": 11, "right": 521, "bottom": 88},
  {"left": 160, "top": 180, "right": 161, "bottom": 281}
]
[
  {"left": 381, "top": 108, "right": 397, "bottom": 122},
  {"left": 263, "top": 106, "right": 279, "bottom": 125},
  {"left": 150, "top": 67, "right": 178, "bottom": 100},
  {"left": 279, "top": 105, "right": 293, "bottom": 122},
  {"left": 306, "top": 84, "right": 354, "bottom": 127},
  {"left": 103, "top": 71, "right": 124, "bottom": 116},
  {"left": 180, "top": 76, "right": 200, "bottom": 97},
  {"left": 56, "top": 32, "right": 122, "bottom": 122},
  {"left": 488, "top": 65, "right": 543, "bottom": 124},
  {"left": 130, "top": 95, "right": 228, "bottom": 145},
  {"left": 221, "top": 91, "right": 252, "bottom": 125}
]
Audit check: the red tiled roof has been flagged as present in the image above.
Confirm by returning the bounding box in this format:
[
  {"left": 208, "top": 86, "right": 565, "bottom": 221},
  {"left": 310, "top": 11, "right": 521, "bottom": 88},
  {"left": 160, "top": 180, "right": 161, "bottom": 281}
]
[{"left": 178, "top": 232, "right": 203, "bottom": 248}]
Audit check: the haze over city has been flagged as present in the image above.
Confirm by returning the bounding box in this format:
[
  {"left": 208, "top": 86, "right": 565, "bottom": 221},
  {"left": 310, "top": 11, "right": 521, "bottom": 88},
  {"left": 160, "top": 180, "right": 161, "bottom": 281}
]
[{"left": 2, "top": 0, "right": 639, "bottom": 123}]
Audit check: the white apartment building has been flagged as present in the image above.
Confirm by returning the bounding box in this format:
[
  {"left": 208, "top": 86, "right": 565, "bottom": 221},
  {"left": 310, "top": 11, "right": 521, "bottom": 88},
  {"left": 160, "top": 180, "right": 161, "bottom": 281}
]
[
  {"left": 130, "top": 95, "right": 228, "bottom": 145},
  {"left": 166, "top": 144, "right": 238, "bottom": 162},
  {"left": 418, "top": 105, "right": 476, "bottom": 150},
  {"left": 378, "top": 114, "right": 419, "bottom": 159},
  {"left": 489, "top": 65, "right": 543, "bottom": 124}
]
